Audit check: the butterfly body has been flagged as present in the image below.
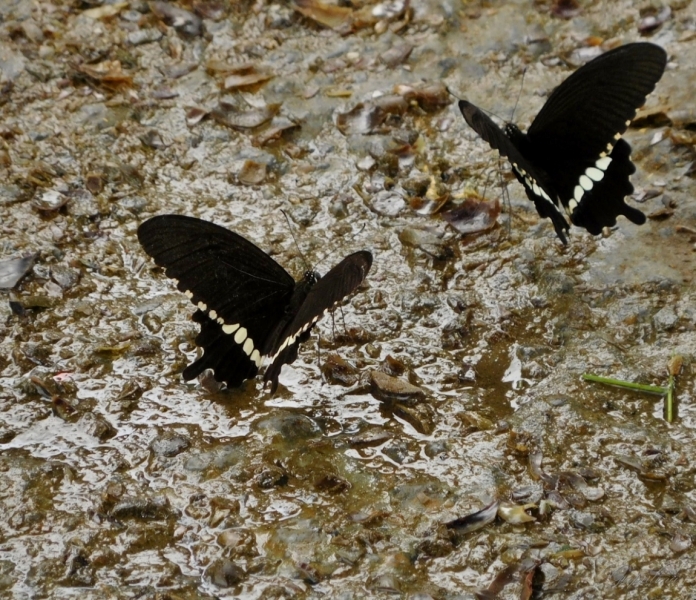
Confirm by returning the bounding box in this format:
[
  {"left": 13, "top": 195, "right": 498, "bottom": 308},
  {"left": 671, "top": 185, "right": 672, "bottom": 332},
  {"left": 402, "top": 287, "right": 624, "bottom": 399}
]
[
  {"left": 137, "top": 215, "right": 372, "bottom": 393},
  {"left": 458, "top": 42, "right": 667, "bottom": 243}
]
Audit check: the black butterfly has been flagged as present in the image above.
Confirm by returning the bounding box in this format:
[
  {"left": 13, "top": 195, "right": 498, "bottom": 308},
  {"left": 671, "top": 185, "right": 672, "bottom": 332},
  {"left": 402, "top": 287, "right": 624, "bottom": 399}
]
[
  {"left": 137, "top": 215, "right": 372, "bottom": 393},
  {"left": 457, "top": 42, "right": 667, "bottom": 244}
]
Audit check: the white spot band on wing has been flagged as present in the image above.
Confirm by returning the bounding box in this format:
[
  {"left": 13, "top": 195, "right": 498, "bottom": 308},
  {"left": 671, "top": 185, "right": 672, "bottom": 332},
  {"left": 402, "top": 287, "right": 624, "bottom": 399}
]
[
  {"left": 234, "top": 327, "right": 247, "bottom": 344},
  {"left": 586, "top": 167, "right": 604, "bottom": 182},
  {"left": 222, "top": 323, "right": 239, "bottom": 335},
  {"left": 595, "top": 156, "right": 612, "bottom": 171},
  {"left": 574, "top": 185, "right": 584, "bottom": 203}
]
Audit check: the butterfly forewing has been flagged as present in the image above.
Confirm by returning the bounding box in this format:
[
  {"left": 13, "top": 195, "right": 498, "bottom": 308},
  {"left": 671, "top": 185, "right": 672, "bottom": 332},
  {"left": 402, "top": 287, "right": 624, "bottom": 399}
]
[
  {"left": 527, "top": 43, "right": 667, "bottom": 159},
  {"left": 459, "top": 102, "right": 545, "bottom": 184},
  {"left": 263, "top": 251, "right": 372, "bottom": 392},
  {"left": 458, "top": 100, "right": 571, "bottom": 241},
  {"left": 138, "top": 215, "right": 294, "bottom": 327},
  {"left": 270, "top": 252, "right": 372, "bottom": 356}
]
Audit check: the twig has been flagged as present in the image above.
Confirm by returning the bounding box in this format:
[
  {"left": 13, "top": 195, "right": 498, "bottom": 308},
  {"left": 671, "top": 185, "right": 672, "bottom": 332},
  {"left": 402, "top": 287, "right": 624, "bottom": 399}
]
[{"left": 582, "top": 374, "right": 667, "bottom": 395}]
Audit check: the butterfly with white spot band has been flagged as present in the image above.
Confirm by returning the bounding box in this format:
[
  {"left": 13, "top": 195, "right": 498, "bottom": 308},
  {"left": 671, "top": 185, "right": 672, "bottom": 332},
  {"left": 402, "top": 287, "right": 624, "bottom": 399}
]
[
  {"left": 137, "top": 215, "right": 372, "bottom": 393},
  {"left": 457, "top": 42, "right": 667, "bottom": 244}
]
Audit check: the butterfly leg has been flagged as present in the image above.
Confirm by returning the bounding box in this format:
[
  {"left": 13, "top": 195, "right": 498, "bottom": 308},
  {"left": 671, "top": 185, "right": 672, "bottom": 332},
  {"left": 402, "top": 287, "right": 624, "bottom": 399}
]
[{"left": 316, "top": 335, "right": 327, "bottom": 387}]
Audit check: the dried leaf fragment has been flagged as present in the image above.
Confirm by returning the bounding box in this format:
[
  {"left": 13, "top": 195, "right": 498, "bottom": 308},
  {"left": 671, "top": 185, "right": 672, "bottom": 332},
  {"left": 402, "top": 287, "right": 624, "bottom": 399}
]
[
  {"left": 150, "top": 1, "right": 203, "bottom": 37},
  {"left": 254, "top": 117, "right": 300, "bottom": 146},
  {"left": 498, "top": 503, "right": 536, "bottom": 524},
  {"left": 668, "top": 355, "right": 683, "bottom": 377},
  {"left": 638, "top": 6, "right": 671, "bottom": 34},
  {"left": 32, "top": 189, "right": 69, "bottom": 212},
  {"left": 224, "top": 72, "right": 273, "bottom": 90},
  {"left": 292, "top": 0, "right": 353, "bottom": 30},
  {"left": 0, "top": 255, "right": 37, "bottom": 290},
  {"left": 369, "top": 370, "right": 425, "bottom": 404},
  {"left": 75, "top": 60, "right": 132, "bottom": 90},
  {"left": 139, "top": 129, "right": 167, "bottom": 149},
  {"left": 442, "top": 197, "right": 500, "bottom": 234},
  {"left": 211, "top": 103, "right": 280, "bottom": 130},
  {"left": 335, "top": 103, "right": 386, "bottom": 135},
  {"left": 395, "top": 82, "right": 452, "bottom": 112},
  {"left": 381, "top": 43, "right": 413, "bottom": 68},
  {"left": 445, "top": 500, "right": 499, "bottom": 533},
  {"left": 193, "top": 1, "right": 226, "bottom": 20},
  {"left": 398, "top": 227, "right": 452, "bottom": 260},
  {"left": 185, "top": 106, "right": 209, "bottom": 127},
  {"left": 237, "top": 160, "right": 267, "bottom": 185},
  {"left": 82, "top": 2, "right": 128, "bottom": 19},
  {"left": 551, "top": 0, "right": 581, "bottom": 19}
]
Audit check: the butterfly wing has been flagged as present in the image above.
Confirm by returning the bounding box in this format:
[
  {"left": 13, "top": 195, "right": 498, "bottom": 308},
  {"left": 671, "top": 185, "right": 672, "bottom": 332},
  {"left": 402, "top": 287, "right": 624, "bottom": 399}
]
[
  {"left": 263, "top": 251, "right": 373, "bottom": 393},
  {"left": 137, "top": 215, "right": 296, "bottom": 387},
  {"left": 526, "top": 42, "right": 666, "bottom": 230},
  {"left": 458, "top": 100, "right": 571, "bottom": 242}
]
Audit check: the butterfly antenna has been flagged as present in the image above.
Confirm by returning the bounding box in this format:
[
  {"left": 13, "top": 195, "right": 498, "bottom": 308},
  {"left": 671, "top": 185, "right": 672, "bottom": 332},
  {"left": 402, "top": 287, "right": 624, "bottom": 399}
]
[
  {"left": 316, "top": 335, "right": 326, "bottom": 387},
  {"left": 497, "top": 157, "right": 512, "bottom": 238},
  {"left": 339, "top": 305, "right": 347, "bottom": 335},
  {"left": 450, "top": 84, "right": 512, "bottom": 126},
  {"left": 281, "top": 209, "right": 311, "bottom": 272},
  {"left": 509, "top": 66, "right": 527, "bottom": 123},
  {"left": 481, "top": 167, "right": 495, "bottom": 199},
  {"left": 313, "top": 221, "right": 366, "bottom": 273}
]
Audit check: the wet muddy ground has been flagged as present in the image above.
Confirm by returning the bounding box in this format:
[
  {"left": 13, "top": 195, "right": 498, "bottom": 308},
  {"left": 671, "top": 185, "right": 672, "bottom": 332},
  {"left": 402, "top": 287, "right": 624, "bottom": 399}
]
[{"left": 1, "top": 0, "right": 696, "bottom": 598}]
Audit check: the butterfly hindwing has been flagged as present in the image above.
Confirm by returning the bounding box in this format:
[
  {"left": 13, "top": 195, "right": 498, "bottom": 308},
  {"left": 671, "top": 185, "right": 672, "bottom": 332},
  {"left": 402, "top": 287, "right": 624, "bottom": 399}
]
[
  {"left": 264, "top": 251, "right": 373, "bottom": 392},
  {"left": 566, "top": 138, "right": 643, "bottom": 235},
  {"left": 182, "top": 309, "right": 262, "bottom": 386}
]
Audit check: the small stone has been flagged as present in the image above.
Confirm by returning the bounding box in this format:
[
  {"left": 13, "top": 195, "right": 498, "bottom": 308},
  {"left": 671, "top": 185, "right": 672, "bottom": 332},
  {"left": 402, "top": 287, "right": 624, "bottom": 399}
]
[
  {"left": 321, "top": 354, "right": 358, "bottom": 386},
  {"left": 51, "top": 264, "right": 80, "bottom": 290},
  {"left": 110, "top": 495, "right": 172, "bottom": 520},
  {"left": 127, "top": 28, "right": 163, "bottom": 46},
  {"left": 391, "top": 402, "right": 436, "bottom": 435},
  {"left": 151, "top": 432, "right": 190, "bottom": 457},
  {"left": 255, "top": 412, "right": 321, "bottom": 441},
  {"left": 0, "top": 255, "right": 36, "bottom": 290},
  {"left": 206, "top": 558, "right": 245, "bottom": 587},
  {"left": 347, "top": 429, "right": 392, "bottom": 448},
  {"left": 369, "top": 371, "right": 425, "bottom": 404},
  {"left": 78, "top": 412, "right": 116, "bottom": 441},
  {"left": 424, "top": 440, "right": 448, "bottom": 457},
  {"left": 653, "top": 306, "right": 678, "bottom": 331},
  {"left": 150, "top": 1, "right": 203, "bottom": 37}
]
